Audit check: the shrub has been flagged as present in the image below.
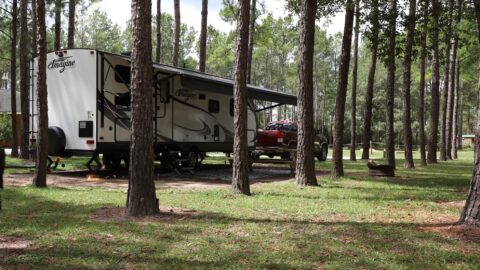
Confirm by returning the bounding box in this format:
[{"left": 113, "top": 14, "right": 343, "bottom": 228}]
[{"left": 0, "top": 113, "right": 12, "bottom": 141}]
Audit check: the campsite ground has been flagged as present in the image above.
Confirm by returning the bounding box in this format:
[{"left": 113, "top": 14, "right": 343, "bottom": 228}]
[{"left": 1, "top": 150, "right": 479, "bottom": 269}]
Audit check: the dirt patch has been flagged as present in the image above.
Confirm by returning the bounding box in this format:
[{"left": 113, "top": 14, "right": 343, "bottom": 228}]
[
  {"left": 0, "top": 236, "right": 36, "bottom": 256},
  {"left": 417, "top": 215, "right": 480, "bottom": 243},
  {"left": 4, "top": 164, "right": 302, "bottom": 190},
  {"left": 90, "top": 206, "right": 201, "bottom": 224},
  {"left": 434, "top": 200, "right": 465, "bottom": 208}
]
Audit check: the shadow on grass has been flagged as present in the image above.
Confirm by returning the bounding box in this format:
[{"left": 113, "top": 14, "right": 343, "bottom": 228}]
[{"left": 1, "top": 183, "right": 478, "bottom": 269}]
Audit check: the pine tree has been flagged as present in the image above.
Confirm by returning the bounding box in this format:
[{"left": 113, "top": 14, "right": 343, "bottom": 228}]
[
  {"left": 126, "top": 0, "right": 159, "bottom": 216},
  {"left": 232, "top": 0, "right": 251, "bottom": 195}
]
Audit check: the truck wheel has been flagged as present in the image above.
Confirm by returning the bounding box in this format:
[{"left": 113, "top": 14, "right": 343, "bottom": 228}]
[
  {"left": 317, "top": 144, "right": 328, "bottom": 161},
  {"left": 250, "top": 151, "right": 260, "bottom": 160},
  {"left": 280, "top": 152, "right": 291, "bottom": 160},
  {"left": 103, "top": 152, "right": 122, "bottom": 170}
]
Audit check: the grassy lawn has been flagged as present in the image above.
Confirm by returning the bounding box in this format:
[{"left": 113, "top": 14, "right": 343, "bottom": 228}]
[{"left": 0, "top": 151, "right": 479, "bottom": 269}]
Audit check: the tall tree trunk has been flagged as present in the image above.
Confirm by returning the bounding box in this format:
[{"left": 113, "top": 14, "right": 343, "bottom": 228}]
[
  {"left": 156, "top": 0, "right": 161, "bottom": 63},
  {"left": 427, "top": 0, "right": 441, "bottom": 164},
  {"left": 361, "top": 0, "right": 379, "bottom": 160},
  {"left": 67, "top": 0, "right": 75, "bottom": 48},
  {"left": 10, "top": 0, "right": 18, "bottom": 158},
  {"left": 232, "top": 0, "right": 251, "bottom": 195},
  {"left": 246, "top": 0, "right": 256, "bottom": 84},
  {"left": 446, "top": 46, "right": 456, "bottom": 159},
  {"left": 457, "top": 63, "right": 463, "bottom": 150},
  {"left": 452, "top": 59, "right": 459, "bottom": 159},
  {"left": 385, "top": 0, "right": 397, "bottom": 167},
  {"left": 440, "top": 0, "right": 454, "bottom": 161},
  {"left": 460, "top": 0, "right": 480, "bottom": 221},
  {"left": 418, "top": 0, "right": 429, "bottom": 166},
  {"left": 199, "top": 0, "right": 208, "bottom": 72},
  {"left": 172, "top": 0, "right": 180, "bottom": 66},
  {"left": 19, "top": 0, "right": 29, "bottom": 159},
  {"left": 450, "top": 0, "right": 462, "bottom": 159},
  {"left": 31, "top": 0, "right": 37, "bottom": 57},
  {"left": 402, "top": 0, "right": 416, "bottom": 168},
  {"left": 33, "top": 0, "right": 48, "bottom": 188},
  {"left": 296, "top": 0, "right": 318, "bottom": 185},
  {"left": 332, "top": 0, "right": 355, "bottom": 178},
  {"left": 350, "top": 0, "right": 360, "bottom": 162},
  {"left": 126, "top": 0, "right": 159, "bottom": 217},
  {"left": 54, "top": 0, "right": 62, "bottom": 50}
]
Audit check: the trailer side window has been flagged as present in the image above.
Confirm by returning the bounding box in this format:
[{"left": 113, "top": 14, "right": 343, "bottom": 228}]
[
  {"left": 230, "top": 99, "right": 234, "bottom": 116},
  {"left": 114, "top": 65, "right": 131, "bottom": 84},
  {"left": 208, "top": 100, "right": 220, "bottom": 114}
]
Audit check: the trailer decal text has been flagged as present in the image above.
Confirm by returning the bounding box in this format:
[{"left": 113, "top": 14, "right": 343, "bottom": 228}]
[{"left": 48, "top": 56, "right": 76, "bottom": 73}]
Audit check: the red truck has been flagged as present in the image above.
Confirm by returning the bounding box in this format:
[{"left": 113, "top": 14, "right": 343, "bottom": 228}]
[{"left": 254, "top": 120, "right": 328, "bottom": 161}]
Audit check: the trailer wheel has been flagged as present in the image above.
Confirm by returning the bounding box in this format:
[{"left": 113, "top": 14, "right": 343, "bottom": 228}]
[
  {"left": 48, "top": 126, "right": 66, "bottom": 156},
  {"left": 102, "top": 152, "right": 122, "bottom": 170},
  {"left": 181, "top": 150, "right": 200, "bottom": 169},
  {"left": 317, "top": 144, "right": 328, "bottom": 161}
]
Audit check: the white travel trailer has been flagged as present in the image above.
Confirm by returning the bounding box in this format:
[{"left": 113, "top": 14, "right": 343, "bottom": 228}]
[{"left": 29, "top": 49, "right": 297, "bottom": 170}]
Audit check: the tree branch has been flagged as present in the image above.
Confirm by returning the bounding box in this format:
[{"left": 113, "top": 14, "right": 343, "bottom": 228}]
[
  {"left": 0, "top": 6, "right": 12, "bottom": 16},
  {"left": 0, "top": 28, "right": 11, "bottom": 40}
]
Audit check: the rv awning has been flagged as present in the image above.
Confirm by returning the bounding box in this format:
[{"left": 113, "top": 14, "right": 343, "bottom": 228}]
[
  {"left": 171, "top": 69, "right": 296, "bottom": 106},
  {"left": 180, "top": 74, "right": 297, "bottom": 105},
  {"left": 113, "top": 51, "right": 296, "bottom": 105}
]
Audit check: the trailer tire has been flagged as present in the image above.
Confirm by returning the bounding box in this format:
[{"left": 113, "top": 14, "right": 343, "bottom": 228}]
[
  {"left": 102, "top": 152, "right": 122, "bottom": 170},
  {"left": 48, "top": 126, "right": 66, "bottom": 156},
  {"left": 181, "top": 149, "right": 200, "bottom": 169},
  {"left": 317, "top": 144, "right": 328, "bottom": 161}
]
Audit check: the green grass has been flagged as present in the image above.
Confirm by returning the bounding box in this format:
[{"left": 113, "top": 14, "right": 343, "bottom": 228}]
[
  {"left": 4, "top": 155, "right": 90, "bottom": 174},
  {"left": 0, "top": 151, "right": 479, "bottom": 269}
]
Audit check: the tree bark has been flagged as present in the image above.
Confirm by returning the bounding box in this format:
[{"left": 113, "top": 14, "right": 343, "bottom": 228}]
[
  {"left": 31, "top": 0, "right": 37, "bottom": 57},
  {"left": 402, "top": 0, "right": 416, "bottom": 168},
  {"left": 19, "top": 0, "right": 29, "bottom": 159},
  {"left": 452, "top": 59, "right": 459, "bottom": 159},
  {"left": 350, "top": 0, "right": 360, "bottom": 162},
  {"left": 10, "top": 0, "right": 19, "bottom": 158},
  {"left": 459, "top": 0, "right": 480, "bottom": 225},
  {"left": 385, "top": 0, "right": 397, "bottom": 167},
  {"left": 460, "top": 64, "right": 480, "bottom": 224},
  {"left": 418, "top": 0, "right": 429, "bottom": 166},
  {"left": 296, "top": 0, "right": 318, "bottom": 185},
  {"left": 172, "top": 0, "right": 180, "bottom": 66},
  {"left": 446, "top": 45, "right": 456, "bottom": 160},
  {"left": 126, "top": 0, "right": 159, "bottom": 217},
  {"left": 232, "top": 0, "right": 251, "bottom": 195},
  {"left": 361, "top": 0, "right": 379, "bottom": 160},
  {"left": 450, "top": 0, "right": 462, "bottom": 159},
  {"left": 199, "top": 0, "right": 208, "bottom": 72},
  {"left": 246, "top": 0, "right": 256, "bottom": 84},
  {"left": 67, "top": 0, "right": 75, "bottom": 49},
  {"left": 440, "top": 0, "right": 455, "bottom": 161},
  {"left": 32, "top": 0, "right": 48, "bottom": 188},
  {"left": 156, "top": 0, "right": 161, "bottom": 63},
  {"left": 54, "top": 0, "right": 62, "bottom": 50},
  {"left": 427, "top": 0, "right": 441, "bottom": 164},
  {"left": 332, "top": 0, "right": 355, "bottom": 178},
  {"left": 458, "top": 73, "right": 464, "bottom": 150}
]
